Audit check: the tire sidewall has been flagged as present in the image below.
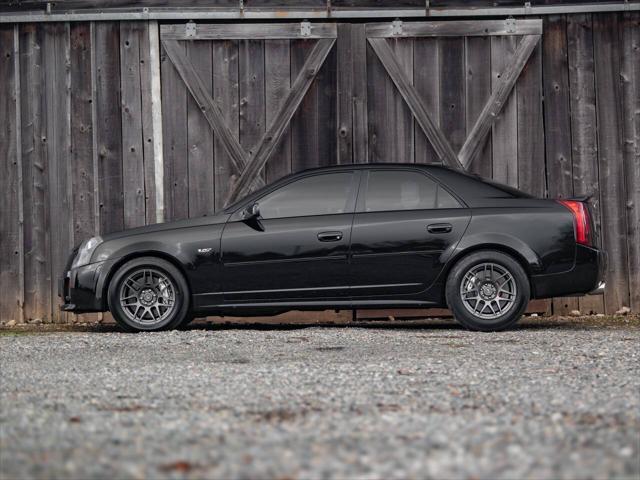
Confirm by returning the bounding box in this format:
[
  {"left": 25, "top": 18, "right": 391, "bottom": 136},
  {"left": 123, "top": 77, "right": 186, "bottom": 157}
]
[
  {"left": 446, "top": 250, "right": 530, "bottom": 332},
  {"left": 108, "top": 257, "right": 190, "bottom": 332}
]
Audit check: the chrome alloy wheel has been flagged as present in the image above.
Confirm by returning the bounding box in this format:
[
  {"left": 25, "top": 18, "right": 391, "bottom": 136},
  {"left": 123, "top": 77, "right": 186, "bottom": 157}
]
[
  {"left": 119, "top": 268, "right": 176, "bottom": 325},
  {"left": 459, "top": 262, "right": 517, "bottom": 320}
]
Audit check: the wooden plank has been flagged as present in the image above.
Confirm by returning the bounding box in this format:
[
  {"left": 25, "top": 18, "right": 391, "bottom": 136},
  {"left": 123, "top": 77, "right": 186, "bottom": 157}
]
[
  {"left": 160, "top": 37, "right": 188, "bottom": 220},
  {"left": 316, "top": 33, "right": 337, "bottom": 167},
  {"left": 414, "top": 37, "right": 440, "bottom": 165},
  {"left": 162, "top": 39, "right": 262, "bottom": 192},
  {"left": 19, "top": 24, "right": 51, "bottom": 323},
  {"left": 593, "top": 12, "right": 629, "bottom": 313},
  {"left": 336, "top": 24, "right": 353, "bottom": 165},
  {"left": 43, "top": 23, "right": 72, "bottom": 322},
  {"left": 265, "top": 39, "right": 292, "bottom": 181},
  {"left": 368, "top": 37, "right": 463, "bottom": 169},
  {"left": 366, "top": 33, "right": 388, "bottom": 164},
  {"left": 541, "top": 16, "right": 578, "bottom": 315},
  {"left": 461, "top": 36, "right": 539, "bottom": 172},
  {"left": 464, "top": 35, "right": 492, "bottom": 177},
  {"left": 186, "top": 39, "right": 215, "bottom": 218},
  {"left": 120, "top": 21, "right": 146, "bottom": 228},
  {"left": 228, "top": 38, "right": 336, "bottom": 201},
  {"left": 290, "top": 39, "right": 321, "bottom": 172},
  {"left": 517, "top": 39, "right": 544, "bottom": 196},
  {"left": 94, "top": 22, "right": 124, "bottom": 233},
  {"left": 365, "top": 19, "right": 543, "bottom": 38},
  {"left": 212, "top": 40, "right": 240, "bottom": 210},
  {"left": 161, "top": 22, "right": 337, "bottom": 40},
  {"left": 389, "top": 37, "right": 414, "bottom": 163},
  {"left": 567, "top": 13, "right": 604, "bottom": 315},
  {"left": 351, "top": 24, "right": 368, "bottom": 164},
  {"left": 0, "top": 25, "right": 21, "bottom": 323},
  {"left": 439, "top": 36, "right": 465, "bottom": 154},
  {"left": 619, "top": 11, "right": 640, "bottom": 312},
  {"left": 239, "top": 39, "right": 266, "bottom": 183},
  {"left": 543, "top": 16, "right": 573, "bottom": 199},
  {"left": 489, "top": 35, "right": 518, "bottom": 187},
  {"left": 139, "top": 20, "right": 158, "bottom": 224}
]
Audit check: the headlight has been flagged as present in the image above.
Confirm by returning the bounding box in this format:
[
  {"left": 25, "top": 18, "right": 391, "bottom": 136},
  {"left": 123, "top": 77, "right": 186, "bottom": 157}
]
[{"left": 71, "top": 236, "right": 103, "bottom": 269}]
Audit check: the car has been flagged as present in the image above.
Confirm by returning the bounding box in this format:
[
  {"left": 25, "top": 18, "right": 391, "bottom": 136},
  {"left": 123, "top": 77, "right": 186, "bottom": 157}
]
[{"left": 60, "top": 163, "right": 605, "bottom": 332}]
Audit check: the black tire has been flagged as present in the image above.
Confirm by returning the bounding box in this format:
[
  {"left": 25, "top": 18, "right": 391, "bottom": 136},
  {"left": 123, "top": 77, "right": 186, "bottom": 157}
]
[
  {"left": 445, "top": 250, "right": 530, "bottom": 332},
  {"left": 107, "top": 257, "right": 190, "bottom": 332}
]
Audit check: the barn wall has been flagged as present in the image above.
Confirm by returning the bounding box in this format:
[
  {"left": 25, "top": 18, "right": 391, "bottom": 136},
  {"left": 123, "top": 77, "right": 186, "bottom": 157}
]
[{"left": 0, "top": 13, "right": 638, "bottom": 323}]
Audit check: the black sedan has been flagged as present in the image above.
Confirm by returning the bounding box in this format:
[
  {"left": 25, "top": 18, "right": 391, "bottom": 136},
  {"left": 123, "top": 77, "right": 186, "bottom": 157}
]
[{"left": 60, "top": 164, "right": 605, "bottom": 332}]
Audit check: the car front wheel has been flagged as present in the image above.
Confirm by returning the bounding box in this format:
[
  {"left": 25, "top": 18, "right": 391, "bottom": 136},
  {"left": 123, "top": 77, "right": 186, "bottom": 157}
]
[
  {"left": 446, "top": 250, "right": 530, "bottom": 332},
  {"left": 108, "top": 257, "right": 190, "bottom": 332}
]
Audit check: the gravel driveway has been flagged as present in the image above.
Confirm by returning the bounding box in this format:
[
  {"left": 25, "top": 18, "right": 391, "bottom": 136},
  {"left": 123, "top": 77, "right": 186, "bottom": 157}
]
[{"left": 1, "top": 317, "right": 639, "bottom": 479}]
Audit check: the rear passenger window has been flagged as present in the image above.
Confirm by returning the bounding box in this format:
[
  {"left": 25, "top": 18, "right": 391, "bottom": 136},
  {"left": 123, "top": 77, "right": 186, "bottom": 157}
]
[{"left": 363, "top": 170, "right": 460, "bottom": 212}]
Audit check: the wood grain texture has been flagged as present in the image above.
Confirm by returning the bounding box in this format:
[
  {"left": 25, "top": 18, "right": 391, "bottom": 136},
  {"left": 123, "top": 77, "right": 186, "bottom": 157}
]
[
  {"left": 567, "top": 13, "right": 604, "bottom": 314},
  {"left": 230, "top": 38, "right": 335, "bottom": 200},
  {"left": 413, "top": 37, "right": 440, "bottom": 165},
  {"left": 0, "top": 25, "right": 21, "bottom": 323},
  {"left": 368, "top": 37, "right": 462, "bottom": 169},
  {"left": 139, "top": 20, "right": 157, "bottom": 224},
  {"left": 160, "top": 38, "right": 188, "bottom": 220},
  {"left": 161, "top": 22, "right": 337, "bottom": 40},
  {"left": 619, "top": 11, "right": 640, "bottom": 312},
  {"left": 212, "top": 40, "right": 239, "bottom": 210},
  {"left": 186, "top": 39, "right": 215, "bottom": 218},
  {"left": 464, "top": 35, "right": 492, "bottom": 177},
  {"left": 265, "top": 39, "right": 292, "bottom": 180},
  {"left": 516, "top": 40, "right": 544, "bottom": 197},
  {"left": 19, "top": 24, "right": 51, "bottom": 323},
  {"left": 351, "top": 24, "right": 368, "bottom": 164},
  {"left": 43, "top": 23, "right": 72, "bottom": 322},
  {"left": 490, "top": 34, "right": 518, "bottom": 187},
  {"left": 593, "top": 12, "right": 630, "bottom": 313},
  {"left": 336, "top": 24, "right": 353, "bottom": 164},
  {"left": 120, "top": 21, "right": 146, "bottom": 228},
  {"left": 365, "top": 19, "right": 543, "bottom": 38},
  {"left": 439, "top": 36, "right": 465, "bottom": 155},
  {"left": 94, "top": 22, "right": 124, "bottom": 233}
]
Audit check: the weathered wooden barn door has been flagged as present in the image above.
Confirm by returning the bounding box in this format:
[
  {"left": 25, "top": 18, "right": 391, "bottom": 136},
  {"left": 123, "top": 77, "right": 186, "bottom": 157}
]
[{"left": 159, "top": 22, "right": 337, "bottom": 220}]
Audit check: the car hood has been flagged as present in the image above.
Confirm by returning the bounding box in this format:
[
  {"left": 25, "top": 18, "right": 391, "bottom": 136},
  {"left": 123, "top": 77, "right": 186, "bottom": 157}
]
[{"left": 101, "top": 212, "right": 230, "bottom": 241}]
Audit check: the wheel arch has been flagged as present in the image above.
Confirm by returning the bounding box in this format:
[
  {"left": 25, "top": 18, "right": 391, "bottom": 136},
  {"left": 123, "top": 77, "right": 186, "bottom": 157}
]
[{"left": 99, "top": 251, "right": 192, "bottom": 311}]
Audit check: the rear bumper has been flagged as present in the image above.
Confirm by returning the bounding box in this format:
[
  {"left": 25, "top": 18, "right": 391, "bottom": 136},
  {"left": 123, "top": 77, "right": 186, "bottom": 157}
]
[
  {"left": 531, "top": 245, "right": 606, "bottom": 299},
  {"left": 59, "top": 261, "right": 108, "bottom": 313}
]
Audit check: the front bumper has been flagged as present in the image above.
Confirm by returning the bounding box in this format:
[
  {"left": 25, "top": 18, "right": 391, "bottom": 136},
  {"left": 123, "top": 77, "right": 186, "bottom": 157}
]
[
  {"left": 59, "top": 261, "right": 108, "bottom": 313},
  {"left": 531, "top": 245, "right": 606, "bottom": 299}
]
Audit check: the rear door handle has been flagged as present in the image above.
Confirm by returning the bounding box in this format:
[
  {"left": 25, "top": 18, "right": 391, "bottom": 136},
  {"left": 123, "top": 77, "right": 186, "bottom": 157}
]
[
  {"left": 427, "top": 223, "right": 452, "bottom": 234},
  {"left": 317, "top": 231, "right": 343, "bottom": 242}
]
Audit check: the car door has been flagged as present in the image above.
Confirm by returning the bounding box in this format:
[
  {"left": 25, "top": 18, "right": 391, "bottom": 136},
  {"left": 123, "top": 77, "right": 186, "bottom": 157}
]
[
  {"left": 220, "top": 171, "right": 359, "bottom": 303},
  {"left": 349, "top": 168, "right": 471, "bottom": 299}
]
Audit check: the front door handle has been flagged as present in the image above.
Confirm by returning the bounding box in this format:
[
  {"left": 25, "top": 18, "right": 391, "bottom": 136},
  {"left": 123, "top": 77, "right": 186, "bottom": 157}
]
[
  {"left": 317, "top": 231, "right": 343, "bottom": 242},
  {"left": 427, "top": 223, "right": 452, "bottom": 234}
]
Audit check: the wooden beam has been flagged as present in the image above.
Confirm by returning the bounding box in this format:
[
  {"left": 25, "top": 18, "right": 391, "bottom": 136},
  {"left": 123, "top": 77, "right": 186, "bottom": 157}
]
[
  {"left": 227, "top": 38, "right": 336, "bottom": 202},
  {"left": 368, "top": 37, "right": 463, "bottom": 170},
  {"left": 162, "top": 38, "right": 264, "bottom": 189},
  {"left": 458, "top": 34, "right": 540, "bottom": 169},
  {"left": 366, "top": 19, "right": 543, "bottom": 38},
  {"left": 161, "top": 23, "right": 337, "bottom": 40}
]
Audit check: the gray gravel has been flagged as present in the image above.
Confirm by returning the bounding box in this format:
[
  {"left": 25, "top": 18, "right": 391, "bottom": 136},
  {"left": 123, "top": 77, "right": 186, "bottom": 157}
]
[{"left": 1, "top": 319, "right": 639, "bottom": 479}]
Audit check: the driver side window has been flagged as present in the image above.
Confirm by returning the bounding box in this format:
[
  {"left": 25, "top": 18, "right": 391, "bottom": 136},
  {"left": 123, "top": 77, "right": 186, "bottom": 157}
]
[{"left": 258, "top": 172, "right": 355, "bottom": 220}]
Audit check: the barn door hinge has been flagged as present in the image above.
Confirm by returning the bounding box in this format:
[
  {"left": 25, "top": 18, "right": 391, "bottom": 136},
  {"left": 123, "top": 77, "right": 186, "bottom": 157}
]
[
  {"left": 505, "top": 18, "right": 516, "bottom": 33},
  {"left": 301, "top": 20, "right": 312, "bottom": 37},
  {"left": 185, "top": 21, "right": 197, "bottom": 38},
  {"left": 392, "top": 19, "right": 403, "bottom": 36}
]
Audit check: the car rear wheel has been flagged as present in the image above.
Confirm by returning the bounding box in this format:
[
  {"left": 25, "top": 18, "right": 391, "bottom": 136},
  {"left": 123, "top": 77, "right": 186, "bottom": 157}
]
[
  {"left": 108, "top": 257, "right": 190, "bottom": 332},
  {"left": 446, "top": 250, "right": 530, "bottom": 331}
]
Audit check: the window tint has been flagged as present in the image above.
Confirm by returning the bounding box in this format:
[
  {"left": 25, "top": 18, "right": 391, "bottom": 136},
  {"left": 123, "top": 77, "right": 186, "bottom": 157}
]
[
  {"left": 258, "top": 172, "right": 354, "bottom": 219},
  {"left": 363, "top": 170, "right": 460, "bottom": 212}
]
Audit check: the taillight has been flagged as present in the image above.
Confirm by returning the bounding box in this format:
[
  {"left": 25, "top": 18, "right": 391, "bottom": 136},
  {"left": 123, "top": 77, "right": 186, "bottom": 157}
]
[{"left": 557, "top": 200, "right": 592, "bottom": 246}]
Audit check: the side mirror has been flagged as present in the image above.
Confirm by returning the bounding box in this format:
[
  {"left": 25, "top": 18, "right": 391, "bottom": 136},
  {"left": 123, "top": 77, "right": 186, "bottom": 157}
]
[{"left": 241, "top": 202, "right": 260, "bottom": 221}]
